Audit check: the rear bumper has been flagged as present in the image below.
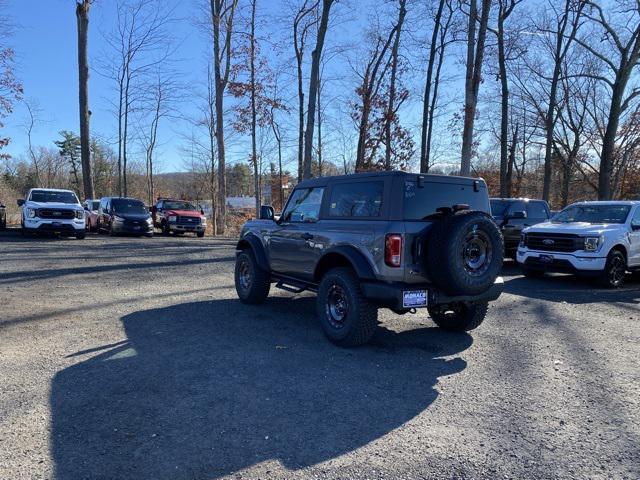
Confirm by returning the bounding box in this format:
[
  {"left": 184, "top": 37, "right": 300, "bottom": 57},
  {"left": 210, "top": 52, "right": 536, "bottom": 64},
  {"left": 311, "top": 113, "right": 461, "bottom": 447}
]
[{"left": 360, "top": 277, "right": 504, "bottom": 310}]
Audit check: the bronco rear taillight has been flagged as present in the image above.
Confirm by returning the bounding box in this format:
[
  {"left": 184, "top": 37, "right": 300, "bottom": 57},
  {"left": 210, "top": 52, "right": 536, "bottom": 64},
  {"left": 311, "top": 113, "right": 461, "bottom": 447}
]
[{"left": 385, "top": 234, "right": 402, "bottom": 267}]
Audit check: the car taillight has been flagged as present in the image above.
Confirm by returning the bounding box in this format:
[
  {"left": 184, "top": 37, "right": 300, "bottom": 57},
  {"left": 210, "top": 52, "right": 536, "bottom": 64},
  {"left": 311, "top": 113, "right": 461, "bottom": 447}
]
[{"left": 385, "top": 234, "right": 402, "bottom": 267}]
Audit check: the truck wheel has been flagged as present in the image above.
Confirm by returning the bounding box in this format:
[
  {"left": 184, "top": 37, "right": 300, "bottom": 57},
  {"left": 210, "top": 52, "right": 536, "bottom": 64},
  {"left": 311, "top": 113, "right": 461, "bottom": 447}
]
[
  {"left": 316, "top": 267, "right": 378, "bottom": 347},
  {"left": 235, "top": 250, "right": 270, "bottom": 304},
  {"left": 75, "top": 231, "right": 86, "bottom": 240},
  {"left": 197, "top": 231, "right": 205, "bottom": 238},
  {"left": 522, "top": 266, "right": 544, "bottom": 278},
  {"left": 161, "top": 221, "right": 170, "bottom": 236},
  {"left": 597, "top": 250, "right": 626, "bottom": 288},
  {"left": 427, "top": 211, "right": 503, "bottom": 295},
  {"left": 428, "top": 301, "right": 488, "bottom": 332}
]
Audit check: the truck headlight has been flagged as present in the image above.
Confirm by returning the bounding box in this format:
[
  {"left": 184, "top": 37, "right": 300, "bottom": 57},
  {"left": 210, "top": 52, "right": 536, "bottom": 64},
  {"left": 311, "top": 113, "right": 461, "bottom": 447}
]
[
  {"left": 583, "top": 236, "right": 602, "bottom": 252},
  {"left": 201, "top": 217, "right": 207, "bottom": 226},
  {"left": 27, "top": 208, "right": 36, "bottom": 218},
  {"left": 146, "top": 217, "right": 153, "bottom": 224},
  {"left": 168, "top": 215, "right": 177, "bottom": 222},
  {"left": 75, "top": 210, "right": 84, "bottom": 220},
  {"left": 113, "top": 215, "right": 125, "bottom": 222}
]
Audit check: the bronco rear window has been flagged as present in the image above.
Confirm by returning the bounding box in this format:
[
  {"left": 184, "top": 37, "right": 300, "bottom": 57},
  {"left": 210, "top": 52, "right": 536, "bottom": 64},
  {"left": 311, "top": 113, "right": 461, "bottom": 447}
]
[
  {"left": 403, "top": 179, "right": 489, "bottom": 220},
  {"left": 329, "top": 181, "right": 383, "bottom": 218}
]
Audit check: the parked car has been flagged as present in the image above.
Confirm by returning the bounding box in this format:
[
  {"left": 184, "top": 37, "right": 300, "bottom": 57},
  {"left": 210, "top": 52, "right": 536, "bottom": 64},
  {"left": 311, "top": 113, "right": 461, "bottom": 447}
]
[
  {"left": 490, "top": 198, "right": 551, "bottom": 258},
  {"left": 0, "top": 201, "right": 6, "bottom": 230},
  {"left": 233, "top": 171, "right": 504, "bottom": 347},
  {"left": 97, "top": 197, "right": 153, "bottom": 237},
  {"left": 83, "top": 199, "right": 100, "bottom": 232},
  {"left": 151, "top": 198, "right": 206, "bottom": 237},
  {"left": 517, "top": 201, "right": 640, "bottom": 287},
  {"left": 18, "top": 188, "right": 85, "bottom": 239}
]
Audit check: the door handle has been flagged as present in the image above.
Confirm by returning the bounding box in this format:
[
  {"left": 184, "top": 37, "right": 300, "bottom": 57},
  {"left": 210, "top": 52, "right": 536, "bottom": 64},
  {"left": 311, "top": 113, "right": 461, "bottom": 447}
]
[{"left": 301, "top": 232, "right": 314, "bottom": 240}]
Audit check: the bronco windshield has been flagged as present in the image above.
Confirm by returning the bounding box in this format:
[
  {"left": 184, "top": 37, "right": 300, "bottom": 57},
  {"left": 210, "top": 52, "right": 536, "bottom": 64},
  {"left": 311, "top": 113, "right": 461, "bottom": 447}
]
[
  {"left": 112, "top": 199, "right": 147, "bottom": 215},
  {"left": 553, "top": 204, "right": 630, "bottom": 224},
  {"left": 164, "top": 201, "right": 197, "bottom": 211},
  {"left": 30, "top": 190, "right": 79, "bottom": 204}
]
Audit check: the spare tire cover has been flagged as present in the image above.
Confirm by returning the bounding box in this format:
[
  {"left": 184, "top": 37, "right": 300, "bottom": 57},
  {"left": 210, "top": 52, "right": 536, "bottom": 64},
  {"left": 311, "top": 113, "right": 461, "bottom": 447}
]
[{"left": 426, "top": 211, "right": 503, "bottom": 295}]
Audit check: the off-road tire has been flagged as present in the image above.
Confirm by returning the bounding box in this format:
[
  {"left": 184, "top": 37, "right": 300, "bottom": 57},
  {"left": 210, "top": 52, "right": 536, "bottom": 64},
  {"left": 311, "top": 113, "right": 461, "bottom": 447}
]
[
  {"left": 316, "top": 267, "right": 378, "bottom": 347},
  {"left": 197, "top": 231, "right": 205, "bottom": 238},
  {"left": 522, "top": 266, "right": 545, "bottom": 278},
  {"left": 235, "top": 249, "right": 270, "bottom": 304},
  {"left": 597, "top": 250, "right": 626, "bottom": 288},
  {"left": 427, "top": 211, "right": 503, "bottom": 295},
  {"left": 428, "top": 301, "right": 488, "bottom": 332}
]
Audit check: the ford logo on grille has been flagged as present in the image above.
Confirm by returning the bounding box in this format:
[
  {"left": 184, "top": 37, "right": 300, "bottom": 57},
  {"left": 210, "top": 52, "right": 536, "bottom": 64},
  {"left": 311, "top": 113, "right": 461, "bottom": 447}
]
[
  {"left": 542, "top": 239, "right": 555, "bottom": 246},
  {"left": 53, "top": 211, "right": 61, "bottom": 216}
]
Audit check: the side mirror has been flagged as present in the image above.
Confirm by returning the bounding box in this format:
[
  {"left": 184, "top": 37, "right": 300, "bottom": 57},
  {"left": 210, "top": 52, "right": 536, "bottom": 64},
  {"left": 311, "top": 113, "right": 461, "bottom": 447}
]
[
  {"left": 17, "top": 199, "right": 25, "bottom": 207},
  {"left": 632, "top": 223, "right": 640, "bottom": 231},
  {"left": 509, "top": 210, "right": 527, "bottom": 220},
  {"left": 260, "top": 205, "right": 275, "bottom": 220},
  {"left": 0, "top": 204, "right": 5, "bottom": 209},
  {"left": 200, "top": 208, "right": 204, "bottom": 215}
]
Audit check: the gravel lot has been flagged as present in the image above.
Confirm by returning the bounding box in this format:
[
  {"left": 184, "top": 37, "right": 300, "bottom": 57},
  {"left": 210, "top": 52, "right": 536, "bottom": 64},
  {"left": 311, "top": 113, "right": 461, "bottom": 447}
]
[{"left": 1, "top": 229, "right": 639, "bottom": 480}]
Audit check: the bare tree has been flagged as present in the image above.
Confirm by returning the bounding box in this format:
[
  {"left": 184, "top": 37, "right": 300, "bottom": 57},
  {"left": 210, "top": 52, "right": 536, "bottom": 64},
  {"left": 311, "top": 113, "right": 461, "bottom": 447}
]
[
  {"left": 76, "top": 0, "right": 94, "bottom": 200},
  {"left": 573, "top": 1, "right": 640, "bottom": 199},
  {"left": 210, "top": 0, "right": 238, "bottom": 234},
  {"left": 460, "top": 0, "right": 492, "bottom": 176},
  {"left": 293, "top": 0, "right": 319, "bottom": 181},
  {"left": 384, "top": 0, "right": 407, "bottom": 171},
  {"left": 302, "top": 0, "right": 335, "bottom": 179},
  {"left": 488, "top": 0, "right": 522, "bottom": 196}
]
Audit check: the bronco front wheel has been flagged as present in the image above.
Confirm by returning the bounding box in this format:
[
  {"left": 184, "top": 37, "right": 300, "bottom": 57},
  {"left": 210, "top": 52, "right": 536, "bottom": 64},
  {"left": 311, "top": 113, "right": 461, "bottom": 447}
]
[
  {"left": 428, "top": 301, "right": 488, "bottom": 332},
  {"left": 234, "top": 250, "right": 270, "bottom": 304},
  {"left": 316, "top": 267, "right": 378, "bottom": 347}
]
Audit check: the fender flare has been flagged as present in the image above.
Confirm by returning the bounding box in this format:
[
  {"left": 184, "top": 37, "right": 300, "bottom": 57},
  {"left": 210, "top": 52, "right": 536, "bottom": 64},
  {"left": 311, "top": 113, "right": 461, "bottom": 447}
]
[
  {"left": 314, "top": 245, "right": 376, "bottom": 281},
  {"left": 236, "top": 233, "right": 270, "bottom": 271}
]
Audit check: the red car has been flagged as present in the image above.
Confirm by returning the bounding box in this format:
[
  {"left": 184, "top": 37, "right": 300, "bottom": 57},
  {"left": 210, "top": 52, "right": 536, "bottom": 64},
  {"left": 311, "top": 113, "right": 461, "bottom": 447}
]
[
  {"left": 83, "top": 199, "right": 100, "bottom": 232},
  {"left": 151, "top": 199, "right": 206, "bottom": 237}
]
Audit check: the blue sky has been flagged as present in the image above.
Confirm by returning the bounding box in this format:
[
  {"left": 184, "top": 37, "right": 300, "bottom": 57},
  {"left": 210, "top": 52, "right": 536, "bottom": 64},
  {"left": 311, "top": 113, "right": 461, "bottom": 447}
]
[{"left": 3, "top": 0, "right": 465, "bottom": 174}]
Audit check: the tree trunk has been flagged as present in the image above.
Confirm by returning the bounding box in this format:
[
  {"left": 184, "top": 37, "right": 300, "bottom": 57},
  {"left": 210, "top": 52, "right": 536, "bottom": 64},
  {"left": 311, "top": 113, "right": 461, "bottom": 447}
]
[
  {"left": 385, "top": 0, "right": 406, "bottom": 171},
  {"left": 317, "top": 72, "right": 323, "bottom": 176},
  {"left": 420, "top": 0, "right": 445, "bottom": 173},
  {"left": 76, "top": 0, "right": 94, "bottom": 200},
  {"left": 250, "top": 0, "right": 259, "bottom": 217},
  {"left": 460, "top": 0, "right": 491, "bottom": 176},
  {"left": 302, "top": 0, "right": 334, "bottom": 180},
  {"left": 496, "top": 4, "right": 509, "bottom": 197},
  {"left": 506, "top": 124, "right": 518, "bottom": 197}
]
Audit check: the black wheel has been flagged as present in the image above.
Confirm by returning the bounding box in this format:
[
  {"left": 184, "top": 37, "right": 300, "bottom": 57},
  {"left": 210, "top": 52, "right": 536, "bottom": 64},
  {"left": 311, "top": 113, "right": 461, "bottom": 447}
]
[
  {"left": 426, "top": 211, "right": 503, "bottom": 295},
  {"left": 234, "top": 250, "right": 270, "bottom": 304},
  {"left": 197, "top": 231, "right": 205, "bottom": 238},
  {"left": 161, "top": 221, "right": 170, "bottom": 236},
  {"left": 428, "top": 301, "right": 488, "bottom": 332},
  {"left": 598, "top": 250, "right": 626, "bottom": 288},
  {"left": 109, "top": 222, "right": 117, "bottom": 236},
  {"left": 316, "top": 267, "right": 378, "bottom": 347},
  {"left": 145, "top": 232, "right": 154, "bottom": 238},
  {"left": 76, "top": 232, "right": 86, "bottom": 240},
  {"left": 522, "top": 266, "right": 545, "bottom": 278}
]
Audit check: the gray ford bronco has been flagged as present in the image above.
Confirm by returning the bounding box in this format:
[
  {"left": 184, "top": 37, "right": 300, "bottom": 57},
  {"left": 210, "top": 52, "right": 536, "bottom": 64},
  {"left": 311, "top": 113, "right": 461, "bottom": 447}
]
[{"left": 234, "top": 171, "right": 504, "bottom": 346}]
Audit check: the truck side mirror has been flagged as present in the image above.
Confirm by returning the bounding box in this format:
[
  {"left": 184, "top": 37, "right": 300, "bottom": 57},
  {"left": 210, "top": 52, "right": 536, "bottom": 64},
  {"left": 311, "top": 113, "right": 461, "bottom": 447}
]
[
  {"left": 17, "top": 199, "right": 25, "bottom": 207},
  {"left": 260, "top": 205, "right": 275, "bottom": 220},
  {"left": 509, "top": 210, "right": 526, "bottom": 220},
  {"left": 151, "top": 206, "right": 157, "bottom": 214}
]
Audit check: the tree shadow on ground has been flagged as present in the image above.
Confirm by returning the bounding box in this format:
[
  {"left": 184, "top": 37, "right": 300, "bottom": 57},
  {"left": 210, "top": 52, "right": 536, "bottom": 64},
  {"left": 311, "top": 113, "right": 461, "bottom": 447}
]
[{"left": 50, "top": 296, "right": 471, "bottom": 480}]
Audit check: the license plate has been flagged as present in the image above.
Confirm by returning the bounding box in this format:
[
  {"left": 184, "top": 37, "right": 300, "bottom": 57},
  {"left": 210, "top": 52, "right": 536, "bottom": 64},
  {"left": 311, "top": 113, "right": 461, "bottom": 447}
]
[
  {"left": 539, "top": 254, "right": 554, "bottom": 263},
  {"left": 52, "top": 222, "right": 62, "bottom": 227},
  {"left": 133, "top": 226, "right": 140, "bottom": 230},
  {"left": 403, "top": 290, "right": 428, "bottom": 308}
]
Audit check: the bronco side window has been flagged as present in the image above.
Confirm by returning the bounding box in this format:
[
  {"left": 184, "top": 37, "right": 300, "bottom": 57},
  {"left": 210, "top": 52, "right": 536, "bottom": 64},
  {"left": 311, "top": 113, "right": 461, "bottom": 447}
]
[
  {"left": 281, "top": 187, "right": 324, "bottom": 223},
  {"left": 329, "top": 181, "right": 383, "bottom": 218}
]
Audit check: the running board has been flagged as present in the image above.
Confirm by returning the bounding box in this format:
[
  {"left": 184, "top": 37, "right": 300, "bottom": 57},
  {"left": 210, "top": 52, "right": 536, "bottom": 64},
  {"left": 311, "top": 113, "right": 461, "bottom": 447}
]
[{"left": 272, "top": 274, "right": 318, "bottom": 294}]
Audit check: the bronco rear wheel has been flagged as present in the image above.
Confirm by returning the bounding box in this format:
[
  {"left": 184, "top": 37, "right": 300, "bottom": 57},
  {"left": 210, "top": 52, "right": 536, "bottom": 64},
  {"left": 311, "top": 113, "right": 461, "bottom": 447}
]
[
  {"left": 428, "top": 301, "right": 488, "bottom": 332},
  {"left": 316, "top": 267, "right": 378, "bottom": 347},
  {"left": 235, "top": 249, "right": 270, "bottom": 304}
]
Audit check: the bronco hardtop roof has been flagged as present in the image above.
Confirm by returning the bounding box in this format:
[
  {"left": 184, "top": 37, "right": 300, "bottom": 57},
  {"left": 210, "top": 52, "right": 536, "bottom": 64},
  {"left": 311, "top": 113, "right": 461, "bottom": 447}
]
[{"left": 296, "top": 170, "right": 484, "bottom": 189}]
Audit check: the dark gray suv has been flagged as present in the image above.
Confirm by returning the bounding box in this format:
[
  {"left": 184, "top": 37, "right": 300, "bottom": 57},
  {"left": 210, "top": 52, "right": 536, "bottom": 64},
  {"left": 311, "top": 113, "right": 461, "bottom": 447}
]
[
  {"left": 490, "top": 198, "right": 551, "bottom": 258},
  {"left": 234, "top": 171, "right": 504, "bottom": 346}
]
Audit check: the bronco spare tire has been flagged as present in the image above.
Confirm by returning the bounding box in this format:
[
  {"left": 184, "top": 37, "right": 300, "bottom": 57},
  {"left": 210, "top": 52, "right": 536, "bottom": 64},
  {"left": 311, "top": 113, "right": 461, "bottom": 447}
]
[{"left": 427, "top": 210, "right": 503, "bottom": 295}]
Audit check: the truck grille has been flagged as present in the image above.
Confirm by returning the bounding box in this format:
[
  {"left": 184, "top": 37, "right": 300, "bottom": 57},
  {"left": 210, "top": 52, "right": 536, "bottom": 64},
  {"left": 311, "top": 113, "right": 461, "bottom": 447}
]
[
  {"left": 37, "top": 209, "right": 75, "bottom": 219},
  {"left": 525, "top": 232, "right": 581, "bottom": 253},
  {"left": 176, "top": 216, "right": 201, "bottom": 225}
]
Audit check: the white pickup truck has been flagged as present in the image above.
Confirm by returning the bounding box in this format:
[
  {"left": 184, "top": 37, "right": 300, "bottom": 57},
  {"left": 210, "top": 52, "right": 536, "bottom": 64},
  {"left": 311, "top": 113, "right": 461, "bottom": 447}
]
[
  {"left": 18, "top": 188, "right": 86, "bottom": 239},
  {"left": 517, "top": 201, "right": 640, "bottom": 287}
]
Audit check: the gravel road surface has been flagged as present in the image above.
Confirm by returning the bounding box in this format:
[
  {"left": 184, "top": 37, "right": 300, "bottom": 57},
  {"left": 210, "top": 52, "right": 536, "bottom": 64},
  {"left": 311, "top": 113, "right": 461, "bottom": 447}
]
[{"left": 1, "top": 230, "right": 638, "bottom": 480}]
